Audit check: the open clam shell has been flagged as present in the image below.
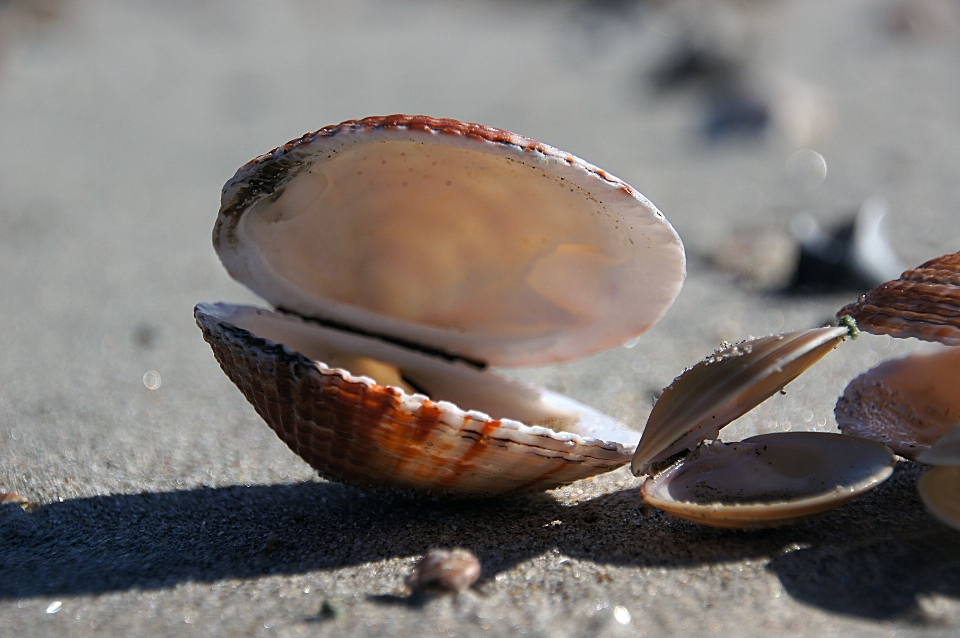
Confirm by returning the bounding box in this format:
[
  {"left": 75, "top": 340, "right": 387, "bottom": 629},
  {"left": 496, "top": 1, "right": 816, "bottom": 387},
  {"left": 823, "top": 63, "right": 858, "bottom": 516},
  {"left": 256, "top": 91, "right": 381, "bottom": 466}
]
[
  {"left": 214, "top": 115, "right": 685, "bottom": 368},
  {"left": 641, "top": 433, "right": 895, "bottom": 529},
  {"left": 631, "top": 326, "right": 850, "bottom": 475},
  {"left": 201, "top": 115, "right": 686, "bottom": 492},
  {"left": 838, "top": 250, "right": 960, "bottom": 345},
  {"left": 835, "top": 346, "right": 960, "bottom": 459},
  {"left": 197, "top": 303, "right": 638, "bottom": 492},
  {"left": 629, "top": 326, "right": 893, "bottom": 528}
]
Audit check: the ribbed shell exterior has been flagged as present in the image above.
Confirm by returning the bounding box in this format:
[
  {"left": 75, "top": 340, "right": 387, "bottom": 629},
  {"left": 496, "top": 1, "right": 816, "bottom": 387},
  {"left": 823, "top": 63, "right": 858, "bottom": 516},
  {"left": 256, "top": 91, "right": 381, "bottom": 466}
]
[
  {"left": 196, "top": 306, "right": 632, "bottom": 493},
  {"left": 838, "top": 251, "right": 960, "bottom": 345}
]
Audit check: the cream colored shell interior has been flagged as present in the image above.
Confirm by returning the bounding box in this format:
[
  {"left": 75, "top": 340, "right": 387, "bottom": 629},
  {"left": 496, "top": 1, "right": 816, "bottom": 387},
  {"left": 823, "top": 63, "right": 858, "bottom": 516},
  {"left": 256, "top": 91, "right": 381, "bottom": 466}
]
[
  {"left": 246, "top": 141, "right": 628, "bottom": 336},
  {"left": 220, "top": 131, "right": 685, "bottom": 367}
]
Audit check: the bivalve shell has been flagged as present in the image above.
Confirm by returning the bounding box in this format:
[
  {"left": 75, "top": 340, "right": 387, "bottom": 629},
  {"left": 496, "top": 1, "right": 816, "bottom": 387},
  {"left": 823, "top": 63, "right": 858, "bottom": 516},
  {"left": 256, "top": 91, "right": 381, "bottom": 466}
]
[
  {"left": 629, "top": 325, "right": 893, "bottom": 528},
  {"left": 214, "top": 115, "right": 685, "bottom": 367},
  {"left": 838, "top": 251, "right": 960, "bottom": 345},
  {"left": 918, "top": 466, "right": 960, "bottom": 532},
  {"left": 641, "top": 433, "right": 895, "bottom": 529},
  {"left": 917, "top": 426, "right": 960, "bottom": 532},
  {"left": 835, "top": 346, "right": 960, "bottom": 459},
  {"left": 200, "top": 115, "right": 686, "bottom": 493},
  {"left": 196, "top": 303, "right": 636, "bottom": 492},
  {"left": 632, "top": 326, "right": 850, "bottom": 475}
]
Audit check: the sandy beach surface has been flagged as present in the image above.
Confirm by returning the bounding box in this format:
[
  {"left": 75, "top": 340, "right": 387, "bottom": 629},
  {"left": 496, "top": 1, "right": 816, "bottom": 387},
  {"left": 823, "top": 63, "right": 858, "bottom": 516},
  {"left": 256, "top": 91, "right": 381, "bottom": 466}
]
[{"left": 2, "top": 0, "right": 960, "bottom": 635}]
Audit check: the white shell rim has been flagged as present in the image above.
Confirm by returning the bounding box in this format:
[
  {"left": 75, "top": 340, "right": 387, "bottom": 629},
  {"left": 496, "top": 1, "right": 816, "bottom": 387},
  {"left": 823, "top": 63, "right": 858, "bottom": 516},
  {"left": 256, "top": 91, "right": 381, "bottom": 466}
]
[{"left": 195, "top": 301, "right": 636, "bottom": 458}]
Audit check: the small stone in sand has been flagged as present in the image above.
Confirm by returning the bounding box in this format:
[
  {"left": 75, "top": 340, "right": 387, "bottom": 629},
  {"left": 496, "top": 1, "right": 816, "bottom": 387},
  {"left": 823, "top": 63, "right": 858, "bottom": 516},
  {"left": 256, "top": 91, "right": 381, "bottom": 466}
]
[{"left": 405, "top": 548, "right": 481, "bottom": 593}]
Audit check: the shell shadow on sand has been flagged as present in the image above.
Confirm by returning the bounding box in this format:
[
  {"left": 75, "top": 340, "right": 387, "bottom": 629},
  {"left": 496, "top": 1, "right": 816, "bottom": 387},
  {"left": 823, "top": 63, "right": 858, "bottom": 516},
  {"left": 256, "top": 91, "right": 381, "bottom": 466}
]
[{"left": 1, "top": 464, "right": 958, "bottom": 620}]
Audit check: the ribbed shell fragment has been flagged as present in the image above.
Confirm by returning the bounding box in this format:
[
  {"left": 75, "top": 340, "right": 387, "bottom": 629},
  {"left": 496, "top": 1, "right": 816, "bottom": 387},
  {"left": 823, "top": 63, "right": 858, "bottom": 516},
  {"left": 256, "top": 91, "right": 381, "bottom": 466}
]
[{"left": 838, "top": 251, "right": 960, "bottom": 345}]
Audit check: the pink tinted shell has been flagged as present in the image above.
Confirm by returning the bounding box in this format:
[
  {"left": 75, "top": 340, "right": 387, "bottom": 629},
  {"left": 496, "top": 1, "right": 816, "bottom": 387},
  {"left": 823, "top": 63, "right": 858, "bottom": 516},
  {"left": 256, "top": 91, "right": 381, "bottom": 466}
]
[
  {"left": 835, "top": 346, "right": 960, "bottom": 459},
  {"left": 213, "top": 114, "right": 686, "bottom": 368}
]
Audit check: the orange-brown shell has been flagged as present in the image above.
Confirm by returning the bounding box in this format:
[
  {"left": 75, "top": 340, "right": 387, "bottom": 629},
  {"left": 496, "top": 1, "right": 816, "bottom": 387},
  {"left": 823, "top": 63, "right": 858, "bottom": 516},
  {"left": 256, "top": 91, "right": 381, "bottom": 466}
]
[
  {"left": 195, "top": 306, "right": 632, "bottom": 493},
  {"left": 838, "top": 251, "right": 960, "bottom": 345}
]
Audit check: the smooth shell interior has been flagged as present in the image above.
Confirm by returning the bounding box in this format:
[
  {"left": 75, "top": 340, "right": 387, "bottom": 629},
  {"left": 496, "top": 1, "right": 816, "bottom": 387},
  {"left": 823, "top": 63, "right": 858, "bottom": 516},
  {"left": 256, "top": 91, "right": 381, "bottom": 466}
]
[
  {"left": 836, "top": 346, "right": 960, "bottom": 459},
  {"left": 632, "top": 326, "right": 849, "bottom": 475},
  {"left": 202, "top": 302, "right": 641, "bottom": 447},
  {"left": 215, "top": 118, "right": 685, "bottom": 367},
  {"left": 918, "top": 424, "right": 960, "bottom": 466},
  {"left": 918, "top": 466, "right": 960, "bottom": 532},
  {"left": 641, "top": 432, "right": 895, "bottom": 529}
]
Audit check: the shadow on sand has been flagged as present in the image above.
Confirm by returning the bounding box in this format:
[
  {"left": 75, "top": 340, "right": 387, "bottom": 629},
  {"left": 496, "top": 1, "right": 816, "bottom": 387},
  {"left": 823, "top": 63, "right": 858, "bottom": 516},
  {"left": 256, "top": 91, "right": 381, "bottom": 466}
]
[{"left": 1, "top": 463, "right": 958, "bottom": 621}]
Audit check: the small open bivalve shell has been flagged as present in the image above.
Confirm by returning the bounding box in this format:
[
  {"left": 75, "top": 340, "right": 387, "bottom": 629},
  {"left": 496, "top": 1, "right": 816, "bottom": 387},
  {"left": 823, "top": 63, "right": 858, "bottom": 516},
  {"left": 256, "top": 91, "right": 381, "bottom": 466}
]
[
  {"left": 632, "top": 325, "right": 895, "bottom": 528},
  {"left": 199, "top": 115, "right": 686, "bottom": 493},
  {"left": 632, "top": 326, "right": 850, "bottom": 475}
]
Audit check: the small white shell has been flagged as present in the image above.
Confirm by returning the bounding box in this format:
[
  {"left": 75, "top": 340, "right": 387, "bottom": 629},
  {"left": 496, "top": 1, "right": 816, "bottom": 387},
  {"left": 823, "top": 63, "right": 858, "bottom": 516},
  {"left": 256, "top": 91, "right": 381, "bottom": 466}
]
[{"left": 641, "top": 433, "right": 895, "bottom": 529}]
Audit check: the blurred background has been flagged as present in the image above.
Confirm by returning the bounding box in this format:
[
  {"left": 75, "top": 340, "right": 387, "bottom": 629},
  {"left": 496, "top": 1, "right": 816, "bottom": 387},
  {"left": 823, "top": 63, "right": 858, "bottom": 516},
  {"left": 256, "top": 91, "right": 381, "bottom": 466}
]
[
  {"left": 2, "top": 0, "right": 960, "bottom": 634},
  {"left": 2, "top": 0, "right": 959, "bottom": 492}
]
